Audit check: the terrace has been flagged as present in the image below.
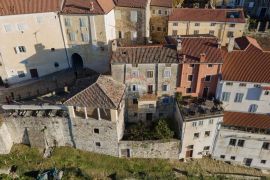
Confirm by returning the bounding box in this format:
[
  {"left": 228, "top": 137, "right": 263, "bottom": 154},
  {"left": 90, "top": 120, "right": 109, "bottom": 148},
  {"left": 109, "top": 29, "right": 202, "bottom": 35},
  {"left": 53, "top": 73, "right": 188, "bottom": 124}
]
[{"left": 177, "top": 96, "right": 224, "bottom": 121}]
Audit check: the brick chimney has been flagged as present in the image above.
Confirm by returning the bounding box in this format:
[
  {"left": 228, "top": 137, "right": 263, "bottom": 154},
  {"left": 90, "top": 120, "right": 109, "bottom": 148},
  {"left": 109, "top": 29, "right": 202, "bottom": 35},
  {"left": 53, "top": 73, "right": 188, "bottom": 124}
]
[
  {"left": 90, "top": 1, "right": 94, "bottom": 11},
  {"left": 200, "top": 53, "right": 206, "bottom": 62},
  {"left": 176, "top": 37, "right": 182, "bottom": 51},
  {"left": 227, "top": 36, "right": 235, "bottom": 52}
]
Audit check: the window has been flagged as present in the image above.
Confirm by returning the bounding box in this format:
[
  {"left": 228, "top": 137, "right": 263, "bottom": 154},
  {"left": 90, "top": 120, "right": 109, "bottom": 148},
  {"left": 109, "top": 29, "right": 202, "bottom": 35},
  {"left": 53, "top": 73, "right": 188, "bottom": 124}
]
[
  {"left": 188, "top": 75, "right": 193, "bottom": 81},
  {"left": 118, "top": 31, "right": 123, "bottom": 39},
  {"left": 95, "top": 142, "right": 101, "bottom": 147},
  {"left": 131, "top": 31, "right": 137, "bottom": 40},
  {"left": 210, "top": 23, "right": 216, "bottom": 26},
  {"left": 132, "top": 85, "right": 138, "bottom": 92},
  {"left": 239, "top": 83, "right": 246, "bottom": 87},
  {"left": 248, "top": 104, "right": 258, "bottom": 113},
  {"left": 146, "top": 71, "right": 153, "bottom": 78},
  {"left": 17, "top": 23, "right": 27, "bottom": 31},
  {"left": 189, "top": 64, "right": 195, "bottom": 68},
  {"left": 229, "top": 24, "right": 235, "bottom": 28},
  {"left": 261, "top": 160, "right": 266, "bottom": 164},
  {"left": 194, "top": 133, "right": 199, "bottom": 139},
  {"left": 221, "top": 92, "right": 231, "bottom": 102},
  {"left": 229, "top": 138, "right": 237, "bottom": 146},
  {"left": 203, "top": 146, "right": 210, "bottom": 151},
  {"left": 165, "top": 11, "right": 168, "bottom": 15},
  {"left": 17, "top": 71, "right": 25, "bottom": 78},
  {"left": 231, "top": 156, "right": 236, "bottom": 160},
  {"left": 205, "top": 75, "right": 211, "bottom": 82},
  {"left": 65, "top": 18, "right": 71, "bottom": 26},
  {"left": 199, "top": 121, "right": 203, "bottom": 126},
  {"left": 157, "top": 27, "right": 161, "bottom": 31},
  {"left": 186, "top": 88, "right": 192, "bottom": 93},
  {"left": 79, "top": 18, "right": 87, "bottom": 27},
  {"left": 209, "top": 30, "right": 215, "bottom": 35},
  {"left": 133, "top": 98, "right": 138, "bottom": 104},
  {"left": 54, "top": 62, "right": 59, "bottom": 67},
  {"left": 195, "top": 23, "right": 200, "bottom": 26},
  {"left": 131, "top": 70, "right": 139, "bottom": 78},
  {"left": 69, "top": 32, "right": 76, "bottom": 41},
  {"left": 208, "top": 64, "right": 213, "bottom": 68},
  {"left": 151, "top": 26, "right": 155, "bottom": 31},
  {"left": 254, "top": 84, "right": 261, "bottom": 88},
  {"left": 130, "top": 11, "right": 137, "bottom": 22},
  {"left": 194, "top": 30, "right": 199, "bottom": 35},
  {"left": 164, "top": 69, "right": 171, "bottom": 77},
  {"left": 4, "top": 24, "right": 13, "bottom": 32},
  {"left": 204, "top": 131, "right": 210, "bottom": 137},
  {"left": 172, "top": 30, "right": 178, "bottom": 36},
  {"left": 158, "top": 10, "right": 162, "bottom": 15},
  {"left": 262, "top": 142, "right": 270, "bottom": 150},
  {"left": 227, "top": 31, "right": 234, "bottom": 38},
  {"left": 162, "top": 84, "right": 170, "bottom": 92},
  {"left": 147, "top": 85, "right": 153, "bottom": 93},
  {"left": 209, "top": 119, "right": 214, "bottom": 124},
  {"left": 220, "top": 155, "right": 225, "bottom": 159},
  {"left": 234, "top": 93, "right": 244, "bottom": 103},
  {"left": 81, "top": 33, "right": 89, "bottom": 42},
  {"left": 226, "top": 82, "right": 233, "bottom": 86},
  {"left": 173, "top": 22, "right": 178, "bottom": 26},
  {"left": 14, "top": 46, "right": 26, "bottom": 54},
  {"left": 192, "top": 122, "right": 197, "bottom": 127},
  {"left": 264, "top": 91, "right": 269, "bottom": 95},
  {"left": 94, "top": 128, "right": 99, "bottom": 134},
  {"left": 237, "top": 139, "right": 245, "bottom": 147}
]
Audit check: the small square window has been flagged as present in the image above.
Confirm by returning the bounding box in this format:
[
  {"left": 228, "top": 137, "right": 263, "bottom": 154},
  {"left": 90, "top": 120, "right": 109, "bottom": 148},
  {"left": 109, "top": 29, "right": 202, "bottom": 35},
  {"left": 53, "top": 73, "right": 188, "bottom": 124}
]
[
  {"left": 203, "top": 146, "right": 210, "bottom": 151},
  {"left": 229, "top": 24, "right": 235, "bottom": 28},
  {"left": 204, "top": 131, "right": 210, "bottom": 137},
  {"left": 158, "top": 10, "right": 162, "bottom": 14},
  {"left": 229, "top": 138, "right": 236, "bottom": 146},
  {"left": 254, "top": 84, "right": 261, "bottom": 88},
  {"left": 230, "top": 156, "right": 236, "bottom": 160},
  {"left": 209, "top": 119, "right": 214, "bottom": 124},
  {"left": 17, "top": 71, "right": 25, "bottom": 78},
  {"left": 146, "top": 71, "right": 153, "bottom": 78},
  {"left": 192, "top": 122, "right": 197, "bottom": 127},
  {"left": 186, "top": 88, "right": 192, "bottom": 93},
  {"left": 261, "top": 160, "right": 266, "bottom": 164},
  {"left": 188, "top": 75, "right": 193, "bottom": 81},
  {"left": 194, "top": 133, "right": 199, "bottom": 139},
  {"left": 162, "top": 85, "right": 170, "bottom": 92},
  {"left": 164, "top": 69, "right": 171, "bottom": 77},
  {"left": 195, "top": 23, "right": 200, "bottom": 26},
  {"left": 189, "top": 64, "right": 195, "bottom": 68},
  {"left": 208, "top": 64, "right": 213, "bottom": 68},
  {"left": 194, "top": 30, "right": 199, "bottom": 35},
  {"left": 94, "top": 128, "right": 99, "bottom": 134},
  {"left": 264, "top": 91, "right": 269, "bottom": 95},
  {"left": 262, "top": 142, "right": 269, "bottom": 150},
  {"left": 95, "top": 142, "right": 101, "bottom": 147},
  {"left": 205, "top": 75, "right": 211, "bottom": 82},
  {"left": 209, "top": 30, "right": 215, "bottom": 35},
  {"left": 133, "top": 98, "right": 138, "bottom": 104},
  {"left": 210, "top": 23, "right": 216, "bottom": 26},
  {"left": 226, "top": 82, "right": 233, "bottom": 86},
  {"left": 239, "top": 83, "right": 246, "bottom": 87},
  {"left": 220, "top": 155, "right": 225, "bottom": 159},
  {"left": 199, "top": 121, "right": 203, "bottom": 126},
  {"left": 173, "top": 22, "right": 178, "bottom": 26}
]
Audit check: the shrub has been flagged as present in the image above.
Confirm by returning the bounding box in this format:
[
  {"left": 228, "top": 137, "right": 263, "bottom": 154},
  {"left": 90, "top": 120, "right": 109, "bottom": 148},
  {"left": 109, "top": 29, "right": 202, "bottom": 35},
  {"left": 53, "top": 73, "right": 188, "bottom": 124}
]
[{"left": 154, "top": 119, "right": 174, "bottom": 140}]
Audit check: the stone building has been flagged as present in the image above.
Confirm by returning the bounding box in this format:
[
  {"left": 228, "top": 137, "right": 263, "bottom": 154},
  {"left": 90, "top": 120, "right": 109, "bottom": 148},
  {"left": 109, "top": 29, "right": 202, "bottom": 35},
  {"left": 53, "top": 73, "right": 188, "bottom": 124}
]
[
  {"left": 111, "top": 42, "right": 179, "bottom": 122},
  {"left": 216, "top": 36, "right": 270, "bottom": 114},
  {"left": 0, "top": 0, "right": 69, "bottom": 85},
  {"left": 213, "top": 111, "right": 270, "bottom": 170},
  {"left": 113, "top": 0, "right": 151, "bottom": 44},
  {"left": 175, "top": 98, "right": 224, "bottom": 159},
  {"left": 166, "top": 36, "right": 224, "bottom": 97},
  {"left": 0, "top": 75, "right": 126, "bottom": 156},
  {"left": 168, "top": 8, "right": 246, "bottom": 45},
  {"left": 60, "top": 0, "right": 116, "bottom": 73},
  {"left": 150, "top": 0, "right": 173, "bottom": 43}
]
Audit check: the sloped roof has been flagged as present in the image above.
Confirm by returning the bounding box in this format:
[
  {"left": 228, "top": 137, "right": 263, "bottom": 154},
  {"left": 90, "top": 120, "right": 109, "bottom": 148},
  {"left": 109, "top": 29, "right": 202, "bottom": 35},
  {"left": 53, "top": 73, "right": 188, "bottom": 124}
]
[
  {"left": 64, "top": 75, "right": 125, "bottom": 109},
  {"left": 169, "top": 8, "right": 246, "bottom": 23},
  {"left": 223, "top": 112, "right": 270, "bottom": 129},
  {"left": 62, "top": 0, "right": 115, "bottom": 14},
  {"left": 0, "top": 0, "right": 61, "bottom": 15},
  {"left": 222, "top": 36, "right": 270, "bottom": 83},
  {"left": 114, "top": 0, "right": 148, "bottom": 8},
  {"left": 151, "top": 0, "right": 173, "bottom": 8}
]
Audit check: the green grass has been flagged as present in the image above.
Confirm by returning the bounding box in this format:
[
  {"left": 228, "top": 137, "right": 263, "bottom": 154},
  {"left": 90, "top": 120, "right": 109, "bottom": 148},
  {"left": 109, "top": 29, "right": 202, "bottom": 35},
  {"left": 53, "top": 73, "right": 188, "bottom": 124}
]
[{"left": 0, "top": 145, "right": 268, "bottom": 179}]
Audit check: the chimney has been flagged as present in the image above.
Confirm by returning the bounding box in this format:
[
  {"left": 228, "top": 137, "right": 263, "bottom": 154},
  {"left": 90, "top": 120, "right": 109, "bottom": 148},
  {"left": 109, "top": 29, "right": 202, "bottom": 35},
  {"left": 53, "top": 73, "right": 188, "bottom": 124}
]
[
  {"left": 90, "top": 2, "right": 94, "bottom": 11},
  {"left": 183, "top": 54, "right": 186, "bottom": 62},
  {"left": 176, "top": 37, "right": 182, "bottom": 51},
  {"left": 112, "top": 39, "right": 117, "bottom": 52},
  {"left": 60, "top": 0, "right": 66, "bottom": 11},
  {"left": 200, "top": 53, "right": 206, "bottom": 62},
  {"left": 217, "top": 40, "right": 221, "bottom": 49},
  {"left": 227, "top": 36, "right": 235, "bottom": 52}
]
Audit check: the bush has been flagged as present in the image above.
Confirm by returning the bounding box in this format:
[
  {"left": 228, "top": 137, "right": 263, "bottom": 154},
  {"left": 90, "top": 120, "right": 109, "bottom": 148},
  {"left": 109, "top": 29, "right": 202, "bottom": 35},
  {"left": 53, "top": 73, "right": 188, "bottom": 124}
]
[{"left": 154, "top": 119, "right": 174, "bottom": 140}]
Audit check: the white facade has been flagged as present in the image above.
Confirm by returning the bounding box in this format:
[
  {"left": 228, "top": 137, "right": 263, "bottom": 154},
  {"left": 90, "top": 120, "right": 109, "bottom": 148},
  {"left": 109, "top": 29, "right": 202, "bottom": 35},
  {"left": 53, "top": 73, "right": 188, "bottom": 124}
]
[
  {"left": 213, "top": 127, "right": 270, "bottom": 170},
  {"left": 216, "top": 80, "right": 270, "bottom": 114},
  {"left": 0, "top": 12, "right": 69, "bottom": 84}
]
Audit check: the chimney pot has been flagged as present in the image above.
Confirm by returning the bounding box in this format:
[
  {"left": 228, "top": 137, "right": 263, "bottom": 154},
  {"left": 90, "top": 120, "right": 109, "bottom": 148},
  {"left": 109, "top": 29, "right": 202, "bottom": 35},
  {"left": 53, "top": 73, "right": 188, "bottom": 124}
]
[
  {"left": 90, "top": 2, "right": 94, "bottom": 11},
  {"left": 200, "top": 53, "right": 206, "bottom": 62},
  {"left": 227, "top": 36, "right": 235, "bottom": 52}
]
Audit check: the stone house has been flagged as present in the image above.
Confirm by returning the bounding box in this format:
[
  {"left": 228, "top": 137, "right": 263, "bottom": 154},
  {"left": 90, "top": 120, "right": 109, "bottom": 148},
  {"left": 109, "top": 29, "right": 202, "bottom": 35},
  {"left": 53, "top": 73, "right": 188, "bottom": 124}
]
[
  {"left": 113, "top": 0, "right": 151, "bottom": 44},
  {"left": 0, "top": 0, "right": 69, "bottom": 85},
  {"left": 150, "top": 0, "right": 173, "bottom": 43},
  {"left": 168, "top": 8, "right": 246, "bottom": 46},
  {"left": 175, "top": 98, "right": 224, "bottom": 159},
  {"left": 111, "top": 42, "right": 179, "bottom": 122},
  {"left": 216, "top": 36, "right": 270, "bottom": 114},
  {"left": 213, "top": 111, "right": 270, "bottom": 170},
  {"left": 60, "top": 0, "right": 116, "bottom": 73}
]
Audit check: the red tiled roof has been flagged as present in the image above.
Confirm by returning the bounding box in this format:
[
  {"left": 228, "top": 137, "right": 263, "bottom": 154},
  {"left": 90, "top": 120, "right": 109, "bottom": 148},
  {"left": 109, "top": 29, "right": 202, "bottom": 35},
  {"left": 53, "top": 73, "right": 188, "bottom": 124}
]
[
  {"left": 151, "top": 0, "right": 172, "bottom": 8},
  {"left": 0, "top": 0, "right": 61, "bottom": 15},
  {"left": 114, "top": 0, "right": 148, "bottom": 8},
  {"left": 62, "top": 0, "right": 115, "bottom": 14},
  {"left": 224, "top": 112, "right": 270, "bottom": 129},
  {"left": 222, "top": 36, "right": 270, "bottom": 83},
  {"left": 169, "top": 8, "right": 246, "bottom": 23}
]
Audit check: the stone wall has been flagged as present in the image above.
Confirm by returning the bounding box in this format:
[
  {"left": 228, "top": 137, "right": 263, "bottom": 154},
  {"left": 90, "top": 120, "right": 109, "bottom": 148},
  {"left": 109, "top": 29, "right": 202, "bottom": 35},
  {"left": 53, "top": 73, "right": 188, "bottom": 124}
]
[
  {"left": 119, "top": 140, "right": 180, "bottom": 159},
  {"left": 0, "top": 123, "right": 13, "bottom": 154}
]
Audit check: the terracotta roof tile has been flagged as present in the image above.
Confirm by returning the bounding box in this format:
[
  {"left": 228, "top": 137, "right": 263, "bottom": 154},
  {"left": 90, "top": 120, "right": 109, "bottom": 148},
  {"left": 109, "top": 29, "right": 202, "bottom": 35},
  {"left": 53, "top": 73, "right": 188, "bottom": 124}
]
[
  {"left": 64, "top": 75, "right": 125, "bottom": 109},
  {"left": 151, "top": 0, "right": 172, "bottom": 8},
  {"left": 224, "top": 111, "right": 270, "bottom": 129},
  {"left": 114, "top": 0, "right": 148, "bottom": 8},
  {"left": 222, "top": 36, "right": 270, "bottom": 83},
  {"left": 62, "top": 0, "right": 115, "bottom": 14},
  {"left": 0, "top": 0, "right": 61, "bottom": 15},
  {"left": 169, "top": 8, "right": 246, "bottom": 23}
]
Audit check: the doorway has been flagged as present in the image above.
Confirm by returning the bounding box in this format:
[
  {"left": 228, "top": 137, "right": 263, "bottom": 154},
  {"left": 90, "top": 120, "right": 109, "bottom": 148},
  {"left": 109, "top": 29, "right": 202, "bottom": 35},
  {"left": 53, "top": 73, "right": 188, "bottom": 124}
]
[
  {"left": 30, "top": 69, "right": 39, "bottom": 78},
  {"left": 259, "top": 8, "right": 267, "bottom": 19},
  {"left": 71, "top": 53, "right": 84, "bottom": 72},
  {"left": 202, "top": 87, "right": 209, "bottom": 98}
]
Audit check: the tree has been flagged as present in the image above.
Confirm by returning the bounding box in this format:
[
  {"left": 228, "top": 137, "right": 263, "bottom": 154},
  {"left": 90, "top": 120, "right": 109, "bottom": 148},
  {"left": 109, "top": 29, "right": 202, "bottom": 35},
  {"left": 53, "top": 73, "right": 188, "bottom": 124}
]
[{"left": 154, "top": 119, "right": 174, "bottom": 140}]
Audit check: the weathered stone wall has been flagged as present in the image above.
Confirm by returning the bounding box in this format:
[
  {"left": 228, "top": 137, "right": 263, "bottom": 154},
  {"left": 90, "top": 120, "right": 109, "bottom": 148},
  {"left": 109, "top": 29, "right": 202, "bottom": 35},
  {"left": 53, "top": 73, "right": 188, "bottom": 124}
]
[
  {"left": 119, "top": 140, "right": 180, "bottom": 159},
  {"left": 0, "top": 123, "right": 13, "bottom": 154}
]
